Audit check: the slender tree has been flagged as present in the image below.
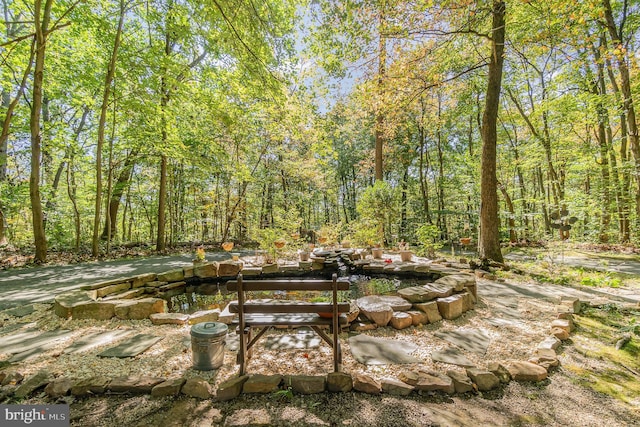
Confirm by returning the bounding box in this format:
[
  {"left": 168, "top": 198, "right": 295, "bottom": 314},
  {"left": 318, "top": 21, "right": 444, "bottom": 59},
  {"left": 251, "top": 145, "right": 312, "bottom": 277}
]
[
  {"left": 478, "top": 1, "right": 505, "bottom": 263},
  {"left": 29, "top": 0, "right": 55, "bottom": 263},
  {"left": 93, "top": 0, "right": 127, "bottom": 257}
]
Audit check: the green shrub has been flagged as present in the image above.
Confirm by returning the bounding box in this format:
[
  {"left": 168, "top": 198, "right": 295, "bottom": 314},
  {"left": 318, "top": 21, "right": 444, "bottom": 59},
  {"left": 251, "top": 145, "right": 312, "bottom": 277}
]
[{"left": 415, "top": 224, "right": 443, "bottom": 258}]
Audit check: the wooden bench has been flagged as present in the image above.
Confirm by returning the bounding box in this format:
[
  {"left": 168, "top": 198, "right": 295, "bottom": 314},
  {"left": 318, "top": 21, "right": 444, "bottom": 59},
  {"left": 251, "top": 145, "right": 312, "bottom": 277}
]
[{"left": 227, "top": 273, "right": 350, "bottom": 375}]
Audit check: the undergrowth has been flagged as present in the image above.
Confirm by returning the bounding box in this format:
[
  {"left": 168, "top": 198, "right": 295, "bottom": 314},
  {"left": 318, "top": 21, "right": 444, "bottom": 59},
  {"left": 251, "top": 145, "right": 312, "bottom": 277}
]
[{"left": 566, "top": 305, "right": 640, "bottom": 407}]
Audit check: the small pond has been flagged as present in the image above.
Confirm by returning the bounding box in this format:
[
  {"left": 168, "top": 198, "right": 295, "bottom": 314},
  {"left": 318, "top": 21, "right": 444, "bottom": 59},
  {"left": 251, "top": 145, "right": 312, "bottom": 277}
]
[{"left": 168, "top": 275, "right": 434, "bottom": 314}]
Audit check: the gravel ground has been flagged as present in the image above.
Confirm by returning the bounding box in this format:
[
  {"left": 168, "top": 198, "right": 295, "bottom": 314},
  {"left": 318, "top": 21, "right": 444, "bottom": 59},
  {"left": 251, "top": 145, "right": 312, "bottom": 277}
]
[{"left": 2, "top": 280, "right": 639, "bottom": 426}]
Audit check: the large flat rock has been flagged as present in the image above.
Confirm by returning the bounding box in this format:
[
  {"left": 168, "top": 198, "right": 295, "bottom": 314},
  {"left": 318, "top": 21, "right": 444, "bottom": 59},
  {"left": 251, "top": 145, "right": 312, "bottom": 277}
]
[
  {"left": 114, "top": 298, "right": 166, "bottom": 320},
  {"left": 397, "top": 282, "right": 454, "bottom": 303},
  {"left": 431, "top": 346, "right": 474, "bottom": 367},
  {"left": 355, "top": 296, "right": 393, "bottom": 326},
  {"left": 348, "top": 334, "right": 422, "bottom": 365},
  {"left": 98, "top": 334, "right": 163, "bottom": 358},
  {"left": 63, "top": 330, "right": 133, "bottom": 354},
  {"left": 434, "top": 328, "right": 491, "bottom": 355},
  {"left": 54, "top": 290, "right": 95, "bottom": 318},
  {"left": 0, "top": 329, "right": 72, "bottom": 355},
  {"left": 1, "top": 305, "right": 35, "bottom": 318}
]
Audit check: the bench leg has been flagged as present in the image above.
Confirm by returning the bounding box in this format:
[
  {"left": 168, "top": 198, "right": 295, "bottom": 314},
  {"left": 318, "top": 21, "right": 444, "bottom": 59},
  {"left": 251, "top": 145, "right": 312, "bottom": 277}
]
[
  {"left": 246, "top": 328, "right": 253, "bottom": 360},
  {"left": 237, "top": 338, "right": 246, "bottom": 376}
]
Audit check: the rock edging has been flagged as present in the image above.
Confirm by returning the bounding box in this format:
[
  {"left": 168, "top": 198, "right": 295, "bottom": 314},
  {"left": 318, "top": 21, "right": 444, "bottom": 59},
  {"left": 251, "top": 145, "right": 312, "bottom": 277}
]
[{"left": 0, "top": 298, "right": 582, "bottom": 403}]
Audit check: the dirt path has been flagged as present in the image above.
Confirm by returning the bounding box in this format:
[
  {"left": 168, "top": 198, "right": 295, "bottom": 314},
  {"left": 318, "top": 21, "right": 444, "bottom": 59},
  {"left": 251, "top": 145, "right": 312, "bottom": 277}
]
[{"left": 0, "top": 252, "right": 235, "bottom": 310}]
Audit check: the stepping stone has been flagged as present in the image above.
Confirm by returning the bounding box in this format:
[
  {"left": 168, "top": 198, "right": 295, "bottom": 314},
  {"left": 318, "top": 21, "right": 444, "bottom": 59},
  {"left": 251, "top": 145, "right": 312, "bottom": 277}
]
[
  {"left": 485, "top": 300, "right": 524, "bottom": 327},
  {"left": 431, "top": 346, "right": 474, "bottom": 367},
  {"left": 0, "top": 329, "right": 72, "bottom": 355},
  {"left": 485, "top": 317, "right": 525, "bottom": 328},
  {"left": 434, "top": 328, "right": 491, "bottom": 355},
  {"left": 262, "top": 330, "right": 321, "bottom": 350},
  {"left": 1, "top": 305, "right": 35, "bottom": 318},
  {"left": 0, "top": 323, "right": 34, "bottom": 336},
  {"left": 348, "top": 334, "right": 422, "bottom": 365},
  {"left": 63, "top": 330, "right": 133, "bottom": 354},
  {"left": 98, "top": 334, "right": 163, "bottom": 358}
]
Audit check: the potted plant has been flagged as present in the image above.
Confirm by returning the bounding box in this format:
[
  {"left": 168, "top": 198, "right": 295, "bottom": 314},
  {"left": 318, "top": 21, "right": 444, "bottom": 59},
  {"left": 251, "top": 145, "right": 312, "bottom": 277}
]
[
  {"left": 398, "top": 240, "right": 412, "bottom": 262},
  {"left": 371, "top": 244, "right": 383, "bottom": 259},
  {"left": 193, "top": 246, "right": 206, "bottom": 264},
  {"left": 299, "top": 250, "right": 310, "bottom": 262}
]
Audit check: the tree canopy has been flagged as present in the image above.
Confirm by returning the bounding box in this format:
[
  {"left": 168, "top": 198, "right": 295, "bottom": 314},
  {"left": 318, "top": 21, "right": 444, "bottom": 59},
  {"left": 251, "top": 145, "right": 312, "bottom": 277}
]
[{"left": 1, "top": 0, "right": 639, "bottom": 262}]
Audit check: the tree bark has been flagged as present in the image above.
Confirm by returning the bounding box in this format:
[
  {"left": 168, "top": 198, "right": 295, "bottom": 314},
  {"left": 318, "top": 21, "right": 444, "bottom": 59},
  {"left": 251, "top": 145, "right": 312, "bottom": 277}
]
[
  {"left": 435, "top": 92, "right": 447, "bottom": 240},
  {"left": 604, "top": 46, "right": 631, "bottom": 242},
  {"left": 592, "top": 40, "right": 613, "bottom": 242},
  {"left": 418, "top": 99, "right": 432, "bottom": 224},
  {"left": 602, "top": 0, "right": 640, "bottom": 236},
  {"left": 478, "top": 1, "right": 505, "bottom": 263},
  {"left": 375, "top": 7, "right": 386, "bottom": 182},
  {"left": 93, "top": 0, "right": 126, "bottom": 257},
  {"left": 156, "top": 152, "right": 168, "bottom": 251},
  {"left": 29, "top": 0, "right": 53, "bottom": 263}
]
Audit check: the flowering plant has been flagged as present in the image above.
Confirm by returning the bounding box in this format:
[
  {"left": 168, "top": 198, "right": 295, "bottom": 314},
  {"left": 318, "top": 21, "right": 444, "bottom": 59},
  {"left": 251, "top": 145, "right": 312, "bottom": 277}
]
[{"left": 195, "top": 246, "right": 206, "bottom": 261}]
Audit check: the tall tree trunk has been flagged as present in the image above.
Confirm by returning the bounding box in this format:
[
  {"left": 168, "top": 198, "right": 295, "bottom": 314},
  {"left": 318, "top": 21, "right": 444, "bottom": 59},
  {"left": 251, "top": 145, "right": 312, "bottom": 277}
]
[
  {"left": 156, "top": 152, "right": 168, "bottom": 251},
  {"left": 93, "top": 0, "right": 126, "bottom": 257},
  {"left": 400, "top": 165, "right": 409, "bottom": 239},
  {"left": 592, "top": 40, "right": 612, "bottom": 242},
  {"left": 604, "top": 45, "right": 631, "bottom": 242},
  {"left": 30, "top": 0, "right": 53, "bottom": 263},
  {"left": 156, "top": 20, "right": 172, "bottom": 252},
  {"left": 418, "top": 101, "right": 432, "bottom": 224},
  {"left": 67, "top": 151, "right": 81, "bottom": 252},
  {"left": 435, "top": 93, "right": 447, "bottom": 240},
  {"left": 374, "top": 7, "right": 386, "bottom": 182},
  {"left": 478, "top": 0, "right": 505, "bottom": 263},
  {"left": 602, "top": 0, "right": 640, "bottom": 236}
]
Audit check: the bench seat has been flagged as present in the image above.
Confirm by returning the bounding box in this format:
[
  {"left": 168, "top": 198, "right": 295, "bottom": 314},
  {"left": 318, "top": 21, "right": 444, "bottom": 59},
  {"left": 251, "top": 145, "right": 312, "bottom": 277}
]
[
  {"left": 238, "top": 313, "right": 348, "bottom": 327},
  {"left": 226, "top": 274, "right": 349, "bottom": 375}
]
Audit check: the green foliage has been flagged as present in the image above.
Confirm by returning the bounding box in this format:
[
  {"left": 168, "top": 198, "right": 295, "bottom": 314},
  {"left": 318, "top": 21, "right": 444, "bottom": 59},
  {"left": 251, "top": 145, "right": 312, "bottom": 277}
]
[
  {"left": 317, "top": 223, "right": 341, "bottom": 246},
  {"left": 415, "top": 224, "right": 443, "bottom": 258},
  {"left": 580, "top": 275, "right": 622, "bottom": 289},
  {"left": 273, "top": 385, "right": 293, "bottom": 402},
  {"left": 348, "top": 219, "right": 380, "bottom": 248},
  {"left": 356, "top": 181, "right": 397, "bottom": 246},
  {"left": 3, "top": 0, "right": 640, "bottom": 256},
  {"left": 568, "top": 306, "right": 640, "bottom": 406},
  {"left": 361, "top": 278, "right": 396, "bottom": 296},
  {"left": 251, "top": 227, "right": 287, "bottom": 263},
  {"left": 273, "top": 376, "right": 293, "bottom": 401}
]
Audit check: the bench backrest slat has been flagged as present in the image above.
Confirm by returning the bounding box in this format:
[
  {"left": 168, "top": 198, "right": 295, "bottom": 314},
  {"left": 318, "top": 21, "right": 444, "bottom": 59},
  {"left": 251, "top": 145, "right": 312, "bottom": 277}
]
[
  {"left": 227, "top": 279, "right": 349, "bottom": 292},
  {"left": 229, "top": 301, "right": 350, "bottom": 314}
]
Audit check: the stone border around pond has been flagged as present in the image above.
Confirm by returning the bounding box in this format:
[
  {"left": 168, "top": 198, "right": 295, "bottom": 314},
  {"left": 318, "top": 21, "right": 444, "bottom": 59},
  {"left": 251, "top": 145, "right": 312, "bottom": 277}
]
[
  {"left": 52, "top": 251, "right": 475, "bottom": 324},
  {"left": 0, "top": 299, "right": 581, "bottom": 402}
]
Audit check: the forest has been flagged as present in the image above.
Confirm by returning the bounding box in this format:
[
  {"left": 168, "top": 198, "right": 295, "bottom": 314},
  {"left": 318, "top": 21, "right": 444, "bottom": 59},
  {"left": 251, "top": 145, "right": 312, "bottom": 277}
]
[{"left": 1, "top": 0, "right": 639, "bottom": 263}]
